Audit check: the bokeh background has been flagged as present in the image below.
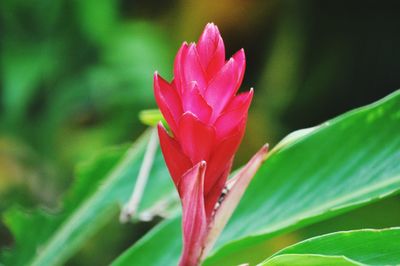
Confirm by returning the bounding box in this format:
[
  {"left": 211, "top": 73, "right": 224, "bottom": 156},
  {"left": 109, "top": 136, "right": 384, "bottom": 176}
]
[{"left": 1, "top": 0, "right": 399, "bottom": 265}]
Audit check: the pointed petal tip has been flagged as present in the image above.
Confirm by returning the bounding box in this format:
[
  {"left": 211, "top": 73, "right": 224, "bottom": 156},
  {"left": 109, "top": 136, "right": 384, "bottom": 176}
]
[
  {"left": 238, "top": 88, "right": 254, "bottom": 100},
  {"left": 205, "top": 22, "right": 219, "bottom": 31},
  {"left": 187, "top": 160, "right": 207, "bottom": 178},
  {"left": 154, "top": 73, "right": 172, "bottom": 94},
  {"left": 154, "top": 72, "right": 167, "bottom": 83},
  {"left": 189, "top": 80, "right": 199, "bottom": 88},
  {"left": 261, "top": 144, "right": 269, "bottom": 159},
  {"left": 239, "top": 48, "right": 245, "bottom": 56},
  {"left": 157, "top": 121, "right": 169, "bottom": 138},
  {"left": 176, "top": 42, "right": 189, "bottom": 58},
  {"left": 199, "top": 160, "right": 207, "bottom": 168},
  {"left": 247, "top": 88, "right": 255, "bottom": 98},
  {"left": 232, "top": 50, "right": 246, "bottom": 68},
  {"left": 199, "top": 23, "right": 222, "bottom": 47},
  {"left": 244, "top": 88, "right": 254, "bottom": 99},
  {"left": 182, "top": 110, "right": 196, "bottom": 118},
  {"left": 153, "top": 72, "right": 161, "bottom": 86},
  {"left": 153, "top": 72, "right": 163, "bottom": 84},
  {"left": 223, "top": 57, "right": 236, "bottom": 71},
  {"left": 157, "top": 120, "right": 164, "bottom": 128},
  {"left": 181, "top": 82, "right": 212, "bottom": 123},
  {"left": 249, "top": 143, "right": 269, "bottom": 162},
  {"left": 179, "top": 42, "right": 189, "bottom": 52},
  {"left": 188, "top": 160, "right": 207, "bottom": 179}
]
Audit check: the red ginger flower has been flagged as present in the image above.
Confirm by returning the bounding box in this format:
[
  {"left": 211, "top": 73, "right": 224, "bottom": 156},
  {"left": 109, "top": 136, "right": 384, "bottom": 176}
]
[{"left": 154, "top": 23, "right": 261, "bottom": 266}]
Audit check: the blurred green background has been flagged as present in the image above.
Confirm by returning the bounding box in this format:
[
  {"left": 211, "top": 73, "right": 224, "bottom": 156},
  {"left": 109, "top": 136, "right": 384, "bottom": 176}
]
[{"left": 1, "top": 0, "right": 399, "bottom": 265}]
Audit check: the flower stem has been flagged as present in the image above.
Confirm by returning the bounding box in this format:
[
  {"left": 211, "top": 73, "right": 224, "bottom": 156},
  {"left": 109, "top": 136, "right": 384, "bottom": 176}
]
[{"left": 120, "top": 127, "right": 159, "bottom": 223}]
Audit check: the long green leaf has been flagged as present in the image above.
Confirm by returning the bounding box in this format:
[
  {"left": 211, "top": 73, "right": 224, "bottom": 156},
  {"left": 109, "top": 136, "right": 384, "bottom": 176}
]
[
  {"left": 206, "top": 92, "right": 400, "bottom": 265},
  {"left": 1, "top": 129, "right": 175, "bottom": 266},
  {"left": 261, "top": 228, "right": 400, "bottom": 266},
  {"left": 112, "top": 91, "right": 400, "bottom": 266},
  {"left": 260, "top": 254, "right": 361, "bottom": 266},
  {"left": 112, "top": 216, "right": 182, "bottom": 266}
]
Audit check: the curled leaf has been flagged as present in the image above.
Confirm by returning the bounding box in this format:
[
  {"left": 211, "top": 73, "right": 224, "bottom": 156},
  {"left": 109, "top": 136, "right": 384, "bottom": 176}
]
[{"left": 202, "top": 144, "right": 269, "bottom": 259}]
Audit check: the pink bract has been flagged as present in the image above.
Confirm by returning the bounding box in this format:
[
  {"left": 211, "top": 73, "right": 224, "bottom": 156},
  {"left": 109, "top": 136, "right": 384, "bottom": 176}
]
[{"left": 154, "top": 23, "right": 254, "bottom": 266}]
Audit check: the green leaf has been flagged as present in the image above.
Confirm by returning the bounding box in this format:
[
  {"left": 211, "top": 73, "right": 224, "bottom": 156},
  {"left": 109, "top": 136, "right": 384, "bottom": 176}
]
[
  {"left": 260, "top": 254, "right": 361, "bottom": 266},
  {"left": 112, "top": 90, "right": 400, "bottom": 266},
  {"left": 1, "top": 129, "right": 176, "bottom": 266},
  {"left": 261, "top": 228, "right": 400, "bottom": 266},
  {"left": 1, "top": 42, "right": 59, "bottom": 121},
  {"left": 98, "top": 22, "right": 173, "bottom": 106},
  {"left": 138, "top": 109, "right": 166, "bottom": 127},
  {"left": 75, "top": 0, "right": 118, "bottom": 44},
  {"left": 112, "top": 216, "right": 182, "bottom": 266}
]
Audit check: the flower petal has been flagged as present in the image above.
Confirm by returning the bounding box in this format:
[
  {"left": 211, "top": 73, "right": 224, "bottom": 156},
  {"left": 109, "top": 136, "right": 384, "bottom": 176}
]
[
  {"left": 232, "top": 48, "right": 246, "bottom": 90},
  {"left": 175, "top": 43, "right": 207, "bottom": 92},
  {"left": 154, "top": 73, "right": 182, "bottom": 135},
  {"left": 178, "top": 112, "right": 216, "bottom": 164},
  {"left": 173, "top": 42, "right": 189, "bottom": 92},
  {"left": 204, "top": 158, "right": 232, "bottom": 219},
  {"left": 204, "top": 129, "right": 245, "bottom": 199},
  {"left": 214, "top": 89, "right": 253, "bottom": 139},
  {"left": 181, "top": 82, "right": 212, "bottom": 123},
  {"left": 205, "top": 59, "right": 239, "bottom": 118},
  {"left": 197, "top": 23, "right": 225, "bottom": 80},
  {"left": 157, "top": 123, "right": 192, "bottom": 186},
  {"left": 201, "top": 144, "right": 269, "bottom": 261},
  {"left": 224, "top": 89, "right": 253, "bottom": 112},
  {"left": 178, "top": 161, "right": 207, "bottom": 266}
]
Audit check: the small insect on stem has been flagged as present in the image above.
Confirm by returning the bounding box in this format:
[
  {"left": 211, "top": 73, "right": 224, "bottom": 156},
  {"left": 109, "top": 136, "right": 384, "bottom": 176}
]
[{"left": 211, "top": 186, "right": 229, "bottom": 217}]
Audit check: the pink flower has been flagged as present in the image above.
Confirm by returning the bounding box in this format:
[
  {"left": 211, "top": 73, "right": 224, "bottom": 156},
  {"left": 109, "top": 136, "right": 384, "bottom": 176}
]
[{"left": 154, "top": 23, "right": 266, "bottom": 266}]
